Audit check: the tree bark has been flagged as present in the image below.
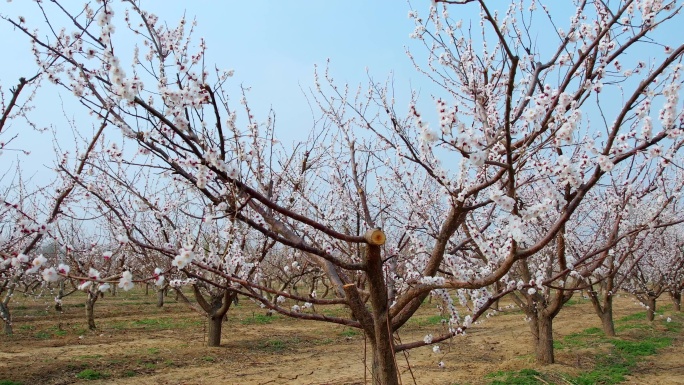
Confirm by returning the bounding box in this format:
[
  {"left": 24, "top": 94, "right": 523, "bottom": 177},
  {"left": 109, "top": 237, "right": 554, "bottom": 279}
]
[
  {"left": 156, "top": 287, "right": 164, "bottom": 308},
  {"left": 530, "top": 313, "right": 555, "bottom": 364},
  {"left": 55, "top": 281, "right": 65, "bottom": 312},
  {"left": 207, "top": 315, "right": 223, "bottom": 347},
  {"left": 599, "top": 299, "right": 616, "bottom": 337},
  {"left": 646, "top": 296, "right": 656, "bottom": 321},
  {"left": 370, "top": 338, "right": 399, "bottom": 385},
  {"left": 0, "top": 302, "right": 12, "bottom": 335},
  {"left": 363, "top": 231, "right": 400, "bottom": 385},
  {"left": 86, "top": 292, "right": 98, "bottom": 330},
  {"left": 589, "top": 289, "right": 615, "bottom": 336},
  {"left": 671, "top": 291, "right": 681, "bottom": 312},
  {"left": 191, "top": 285, "right": 234, "bottom": 347}
]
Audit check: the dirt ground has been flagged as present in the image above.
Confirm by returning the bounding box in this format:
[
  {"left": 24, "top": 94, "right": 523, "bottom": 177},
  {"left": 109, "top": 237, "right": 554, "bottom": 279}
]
[{"left": 0, "top": 289, "right": 681, "bottom": 385}]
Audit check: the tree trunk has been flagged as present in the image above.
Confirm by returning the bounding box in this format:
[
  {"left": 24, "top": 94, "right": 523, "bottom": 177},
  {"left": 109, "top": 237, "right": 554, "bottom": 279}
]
[
  {"left": 0, "top": 302, "right": 12, "bottom": 336},
  {"left": 86, "top": 292, "right": 97, "bottom": 330},
  {"left": 646, "top": 296, "right": 656, "bottom": 321},
  {"left": 156, "top": 287, "right": 164, "bottom": 308},
  {"left": 531, "top": 314, "right": 555, "bottom": 364},
  {"left": 145, "top": 283, "right": 149, "bottom": 296},
  {"left": 671, "top": 291, "right": 681, "bottom": 312},
  {"left": 363, "top": 232, "right": 400, "bottom": 385},
  {"left": 207, "top": 315, "right": 223, "bottom": 347},
  {"left": 599, "top": 299, "right": 616, "bottom": 337},
  {"left": 589, "top": 290, "right": 616, "bottom": 337},
  {"left": 55, "top": 281, "right": 65, "bottom": 312},
  {"left": 369, "top": 337, "right": 399, "bottom": 385}
]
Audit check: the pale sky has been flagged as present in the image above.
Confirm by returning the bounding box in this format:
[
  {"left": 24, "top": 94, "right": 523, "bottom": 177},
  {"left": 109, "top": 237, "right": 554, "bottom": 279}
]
[
  {"left": 0, "top": 1, "right": 434, "bottom": 181},
  {"left": 0, "top": 1, "right": 677, "bottom": 185}
]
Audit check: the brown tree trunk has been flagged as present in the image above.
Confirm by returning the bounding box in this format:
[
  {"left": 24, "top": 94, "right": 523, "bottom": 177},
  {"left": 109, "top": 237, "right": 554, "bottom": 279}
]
[
  {"left": 86, "top": 292, "right": 98, "bottom": 330},
  {"left": 55, "top": 281, "right": 65, "bottom": 312},
  {"left": 145, "top": 283, "right": 149, "bottom": 296},
  {"left": 0, "top": 302, "right": 12, "bottom": 335},
  {"left": 646, "top": 296, "right": 656, "bottom": 321},
  {"left": 370, "top": 338, "right": 399, "bottom": 385},
  {"left": 589, "top": 289, "right": 615, "bottom": 336},
  {"left": 206, "top": 315, "right": 223, "bottom": 347},
  {"left": 531, "top": 313, "right": 555, "bottom": 364},
  {"left": 599, "top": 300, "right": 616, "bottom": 337},
  {"left": 671, "top": 291, "right": 681, "bottom": 312},
  {"left": 364, "top": 232, "right": 400, "bottom": 385},
  {"left": 156, "top": 287, "right": 164, "bottom": 308}
]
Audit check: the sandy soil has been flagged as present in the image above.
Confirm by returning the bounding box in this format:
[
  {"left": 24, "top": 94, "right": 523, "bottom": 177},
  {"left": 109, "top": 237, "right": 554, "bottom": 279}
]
[{"left": 0, "top": 291, "right": 681, "bottom": 385}]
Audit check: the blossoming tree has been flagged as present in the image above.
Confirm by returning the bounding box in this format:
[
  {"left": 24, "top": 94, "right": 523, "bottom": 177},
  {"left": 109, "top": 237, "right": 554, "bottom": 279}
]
[{"left": 5, "top": 0, "right": 684, "bottom": 382}]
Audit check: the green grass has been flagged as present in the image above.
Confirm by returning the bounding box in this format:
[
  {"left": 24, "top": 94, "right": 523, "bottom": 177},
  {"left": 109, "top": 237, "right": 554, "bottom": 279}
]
[
  {"left": 0, "top": 381, "right": 22, "bottom": 385},
  {"left": 147, "top": 347, "right": 160, "bottom": 355},
  {"left": 614, "top": 322, "right": 653, "bottom": 332},
  {"left": 108, "top": 317, "right": 200, "bottom": 331},
  {"left": 494, "top": 311, "right": 681, "bottom": 385},
  {"left": 76, "top": 355, "right": 103, "bottom": 360},
  {"left": 75, "top": 369, "right": 106, "bottom": 380},
  {"left": 34, "top": 331, "right": 51, "bottom": 339},
  {"left": 487, "top": 369, "right": 547, "bottom": 384},
  {"left": 257, "top": 337, "right": 302, "bottom": 352},
  {"left": 339, "top": 328, "right": 360, "bottom": 338},
  {"left": 261, "top": 339, "right": 286, "bottom": 352},
  {"left": 572, "top": 352, "right": 632, "bottom": 385},
  {"left": 612, "top": 337, "right": 672, "bottom": 356},
  {"left": 555, "top": 327, "right": 607, "bottom": 350},
  {"left": 409, "top": 314, "right": 446, "bottom": 327},
  {"left": 564, "top": 297, "right": 587, "bottom": 306},
  {"left": 240, "top": 313, "right": 277, "bottom": 325},
  {"left": 132, "top": 318, "right": 174, "bottom": 328},
  {"left": 618, "top": 312, "right": 647, "bottom": 322}
]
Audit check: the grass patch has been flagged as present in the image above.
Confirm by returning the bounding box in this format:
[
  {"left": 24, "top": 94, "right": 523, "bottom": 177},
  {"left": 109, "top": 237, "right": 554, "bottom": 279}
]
[
  {"left": 123, "top": 370, "right": 137, "bottom": 377},
  {"left": 321, "top": 307, "right": 348, "bottom": 317},
  {"left": 487, "top": 369, "right": 547, "bottom": 384},
  {"left": 618, "top": 312, "right": 647, "bottom": 323},
  {"left": 0, "top": 381, "right": 22, "bottom": 385},
  {"left": 132, "top": 318, "right": 174, "bottom": 328},
  {"left": 257, "top": 337, "right": 301, "bottom": 352},
  {"left": 572, "top": 352, "right": 632, "bottom": 385},
  {"left": 500, "top": 310, "right": 678, "bottom": 385},
  {"left": 77, "top": 355, "right": 103, "bottom": 360},
  {"left": 410, "top": 314, "right": 446, "bottom": 327},
  {"left": 614, "top": 323, "right": 653, "bottom": 333},
  {"left": 114, "top": 317, "right": 201, "bottom": 331},
  {"left": 147, "top": 348, "right": 160, "bottom": 355},
  {"left": 75, "top": 369, "right": 106, "bottom": 380},
  {"left": 240, "top": 313, "right": 277, "bottom": 325},
  {"left": 564, "top": 297, "right": 587, "bottom": 306},
  {"left": 569, "top": 324, "right": 675, "bottom": 384},
  {"left": 555, "top": 327, "right": 607, "bottom": 350},
  {"left": 34, "top": 331, "right": 51, "bottom": 339},
  {"left": 612, "top": 337, "right": 672, "bottom": 356},
  {"left": 339, "top": 328, "right": 360, "bottom": 338},
  {"left": 201, "top": 356, "right": 216, "bottom": 362}
]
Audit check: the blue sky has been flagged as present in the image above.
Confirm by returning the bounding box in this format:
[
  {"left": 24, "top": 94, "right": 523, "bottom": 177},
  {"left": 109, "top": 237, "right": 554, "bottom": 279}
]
[
  {"left": 0, "top": 1, "right": 437, "bottom": 180},
  {"left": 0, "top": 1, "right": 678, "bottom": 184}
]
